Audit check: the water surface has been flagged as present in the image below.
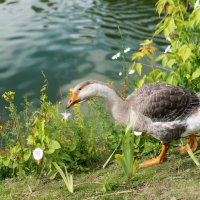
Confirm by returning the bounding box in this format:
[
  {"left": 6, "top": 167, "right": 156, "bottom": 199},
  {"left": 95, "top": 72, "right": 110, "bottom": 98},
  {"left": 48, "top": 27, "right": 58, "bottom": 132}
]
[{"left": 0, "top": 0, "right": 166, "bottom": 107}]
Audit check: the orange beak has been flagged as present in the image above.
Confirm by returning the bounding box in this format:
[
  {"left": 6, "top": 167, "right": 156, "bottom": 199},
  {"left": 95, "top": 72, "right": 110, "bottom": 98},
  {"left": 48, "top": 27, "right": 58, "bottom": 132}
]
[{"left": 67, "top": 92, "right": 79, "bottom": 109}]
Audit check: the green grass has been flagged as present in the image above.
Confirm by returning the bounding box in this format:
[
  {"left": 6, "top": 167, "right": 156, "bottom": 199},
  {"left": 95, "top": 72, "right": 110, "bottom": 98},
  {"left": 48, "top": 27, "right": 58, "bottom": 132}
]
[{"left": 1, "top": 149, "right": 200, "bottom": 200}]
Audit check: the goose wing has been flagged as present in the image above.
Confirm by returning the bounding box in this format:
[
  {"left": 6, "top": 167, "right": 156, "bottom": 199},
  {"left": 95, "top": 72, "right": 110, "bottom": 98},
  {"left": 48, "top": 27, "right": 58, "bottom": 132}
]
[{"left": 126, "top": 83, "right": 199, "bottom": 122}]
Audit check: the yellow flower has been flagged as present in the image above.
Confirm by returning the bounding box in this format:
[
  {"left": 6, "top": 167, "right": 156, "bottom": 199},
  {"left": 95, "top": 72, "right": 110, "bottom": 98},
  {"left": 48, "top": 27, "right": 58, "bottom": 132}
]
[
  {"left": 2, "top": 94, "right": 8, "bottom": 101},
  {"left": 2, "top": 91, "right": 15, "bottom": 101},
  {"left": 185, "top": 73, "right": 190, "bottom": 79},
  {"left": 69, "top": 88, "right": 74, "bottom": 95},
  {"left": 74, "top": 103, "right": 80, "bottom": 108}
]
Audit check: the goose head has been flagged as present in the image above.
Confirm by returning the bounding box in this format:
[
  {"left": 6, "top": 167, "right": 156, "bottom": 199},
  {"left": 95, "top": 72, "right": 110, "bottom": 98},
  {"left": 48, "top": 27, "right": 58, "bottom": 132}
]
[
  {"left": 67, "top": 81, "right": 94, "bottom": 108},
  {"left": 67, "top": 80, "right": 122, "bottom": 109},
  {"left": 67, "top": 80, "right": 95, "bottom": 108}
]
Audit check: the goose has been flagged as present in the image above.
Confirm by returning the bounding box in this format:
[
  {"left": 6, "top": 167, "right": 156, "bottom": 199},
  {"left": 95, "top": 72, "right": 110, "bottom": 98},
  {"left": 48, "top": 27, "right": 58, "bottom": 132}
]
[{"left": 67, "top": 80, "right": 200, "bottom": 168}]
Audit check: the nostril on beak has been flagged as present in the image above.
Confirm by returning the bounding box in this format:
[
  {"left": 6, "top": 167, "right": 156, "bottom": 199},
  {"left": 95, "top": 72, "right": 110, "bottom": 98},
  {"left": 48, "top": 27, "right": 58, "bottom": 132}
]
[
  {"left": 68, "top": 99, "right": 72, "bottom": 104},
  {"left": 67, "top": 99, "right": 72, "bottom": 105}
]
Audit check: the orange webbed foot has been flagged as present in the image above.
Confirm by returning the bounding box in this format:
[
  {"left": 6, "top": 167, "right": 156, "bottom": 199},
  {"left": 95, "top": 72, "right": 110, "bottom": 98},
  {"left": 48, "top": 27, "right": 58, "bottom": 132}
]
[
  {"left": 140, "top": 144, "right": 169, "bottom": 168},
  {"left": 179, "top": 134, "right": 198, "bottom": 154},
  {"left": 139, "top": 157, "right": 164, "bottom": 168}
]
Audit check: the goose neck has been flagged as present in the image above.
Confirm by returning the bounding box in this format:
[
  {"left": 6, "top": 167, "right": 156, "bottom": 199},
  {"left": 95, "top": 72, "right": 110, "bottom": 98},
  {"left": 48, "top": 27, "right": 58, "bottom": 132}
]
[{"left": 95, "top": 84, "right": 123, "bottom": 103}]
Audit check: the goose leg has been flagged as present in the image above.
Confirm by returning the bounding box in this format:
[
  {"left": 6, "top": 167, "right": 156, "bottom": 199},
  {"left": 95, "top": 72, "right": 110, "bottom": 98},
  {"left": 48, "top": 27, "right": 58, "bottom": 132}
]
[
  {"left": 179, "top": 134, "right": 198, "bottom": 153},
  {"left": 140, "top": 144, "right": 169, "bottom": 168}
]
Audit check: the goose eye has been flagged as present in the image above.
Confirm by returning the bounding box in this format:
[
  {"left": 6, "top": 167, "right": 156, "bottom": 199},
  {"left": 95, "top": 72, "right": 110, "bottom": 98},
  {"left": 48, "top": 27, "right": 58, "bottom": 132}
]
[{"left": 78, "top": 88, "right": 82, "bottom": 91}]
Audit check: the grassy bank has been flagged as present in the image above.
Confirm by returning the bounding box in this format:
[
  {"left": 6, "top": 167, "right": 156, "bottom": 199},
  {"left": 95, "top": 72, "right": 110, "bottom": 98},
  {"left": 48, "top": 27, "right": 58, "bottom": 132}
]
[{"left": 1, "top": 150, "right": 200, "bottom": 200}]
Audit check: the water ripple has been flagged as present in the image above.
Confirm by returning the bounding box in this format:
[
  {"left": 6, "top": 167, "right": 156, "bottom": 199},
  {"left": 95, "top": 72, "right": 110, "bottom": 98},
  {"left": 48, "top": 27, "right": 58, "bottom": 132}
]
[{"left": 0, "top": 0, "right": 167, "bottom": 107}]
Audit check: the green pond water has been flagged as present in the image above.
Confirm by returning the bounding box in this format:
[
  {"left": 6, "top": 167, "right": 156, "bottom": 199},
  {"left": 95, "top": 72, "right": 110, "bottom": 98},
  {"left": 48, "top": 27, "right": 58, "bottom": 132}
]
[{"left": 0, "top": 0, "right": 166, "bottom": 108}]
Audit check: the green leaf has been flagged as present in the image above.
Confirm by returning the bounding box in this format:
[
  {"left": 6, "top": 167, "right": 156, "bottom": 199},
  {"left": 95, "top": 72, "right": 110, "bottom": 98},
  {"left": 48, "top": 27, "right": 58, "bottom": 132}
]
[
  {"left": 178, "top": 45, "right": 192, "bottom": 63},
  {"left": 53, "top": 162, "right": 73, "bottom": 193},
  {"left": 125, "top": 117, "right": 134, "bottom": 133},
  {"left": 147, "top": 76, "right": 154, "bottom": 83},
  {"left": 2, "top": 157, "right": 10, "bottom": 166},
  {"left": 48, "top": 170, "right": 58, "bottom": 179},
  {"left": 115, "top": 154, "right": 128, "bottom": 174},
  {"left": 27, "top": 135, "right": 35, "bottom": 145},
  {"left": 164, "top": 18, "right": 176, "bottom": 38},
  {"left": 154, "top": 24, "right": 165, "bottom": 36},
  {"left": 156, "top": 54, "right": 165, "bottom": 61},
  {"left": 191, "top": 68, "right": 200, "bottom": 80},
  {"left": 162, "top": 56, "right": 168, "bottom": 67},
  {"left": 140, "top": 39, "right": 152, "bottom": 45},
  {"left": 23, "top": 148, "right": 31, "bottom": 161},
  {"left": 156, "top": 0, "right": 167, "bottom": 15},
  {"left": 115, "top": 154, "right": 123, "bottom": 161},
  {"left": 166, "top": 75, "right": 178, "bottom": 85},
  {"left": 11, "top": 145, "right": 21, "bottom": 154},
  {"left": 135, "top": 136, "right": 141, "bottom": 146},
  {"left": 129, "top": 62, "right": 136, "bottom": 69},
  {"left": 186, "top": 144, "right": 200, "bottom": 167},
  {"left": 156, "top": 72, "right": 166, "bottom": 80},
  {"left": 136, "top": 75, "right": 146, "bottom": 89},
  {"left": 132, "top": 52, "right": 144, "bottom": 60},
  {"left": 12, "top": 161, "right": 18, "bottom": 169},
  {"left": 189, "top": 7, "right": 200, "bottom": 27},
  {"left": 51, "top": 140, "right": 61, "bottom": 150},
  {"left": 154, "top": 17, "right": 176, "bottom": 38},
  {"left": 46, "top": 140, "right": 61, "bottom": 154},
  {"left": 135, "top": 63, "right": 142, "bottom": 75},
  {"left": 165, "top": 3, "right": 175, "bottom": 15},
  {"left": 167, "top": 59, "right": 176, "bottom": 68},
  {"left": 132, "top": 159, "right": 138, "bottom": 176},
  {"left": 39, "top": 119, "right": 45, "bottom": 136}
]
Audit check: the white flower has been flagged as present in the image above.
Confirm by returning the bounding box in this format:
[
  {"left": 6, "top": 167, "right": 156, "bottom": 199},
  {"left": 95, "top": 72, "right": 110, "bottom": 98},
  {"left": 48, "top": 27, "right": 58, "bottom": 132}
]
[
  {"left": 118, "top": 72, "right": 122, "bottom": 76},
  {"left": 33, "top": 148, "right": 43, "bottom": 160},
  {"left": 124, "top": 47, "right": 131, "bottom": 53},
  {"left": 128, "top": 69, "right": 135, "bottom": 75},
  {"left": 164, "top": 45, "right": 171, "bottom": 53},
  {"left": 134, "top": 131, "right": 142, "bottom": 136},
  {"left": 194, "top": 0, "right": 199, "bottom": 8},
  {"left": 112, "top": 52, "right": 121, "bottom": 60},
  {"left": 61, "top": 112, "right": 72, "bottom": 120}
]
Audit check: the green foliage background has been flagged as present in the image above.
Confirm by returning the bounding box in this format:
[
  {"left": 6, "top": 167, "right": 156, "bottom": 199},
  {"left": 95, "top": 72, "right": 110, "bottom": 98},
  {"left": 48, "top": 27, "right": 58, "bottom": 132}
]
[{"left": 130, "top": 0, "right": 200, "bottom": 92}]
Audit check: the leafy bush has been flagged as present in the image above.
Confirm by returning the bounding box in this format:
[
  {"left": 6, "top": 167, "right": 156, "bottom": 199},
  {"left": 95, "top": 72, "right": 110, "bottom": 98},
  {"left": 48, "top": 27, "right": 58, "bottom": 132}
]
[
  {"left": 0, "top": 78, "right": 124, "bottom": 179},
  {"left": 131, "top": 0, "right": 200, "bottom": 92}
]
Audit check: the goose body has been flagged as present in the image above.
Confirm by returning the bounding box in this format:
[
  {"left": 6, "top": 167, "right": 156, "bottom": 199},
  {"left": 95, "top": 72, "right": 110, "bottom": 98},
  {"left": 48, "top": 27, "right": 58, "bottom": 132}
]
[{"left": 67, "top": 80, "right": 200, "bottom": 167}]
